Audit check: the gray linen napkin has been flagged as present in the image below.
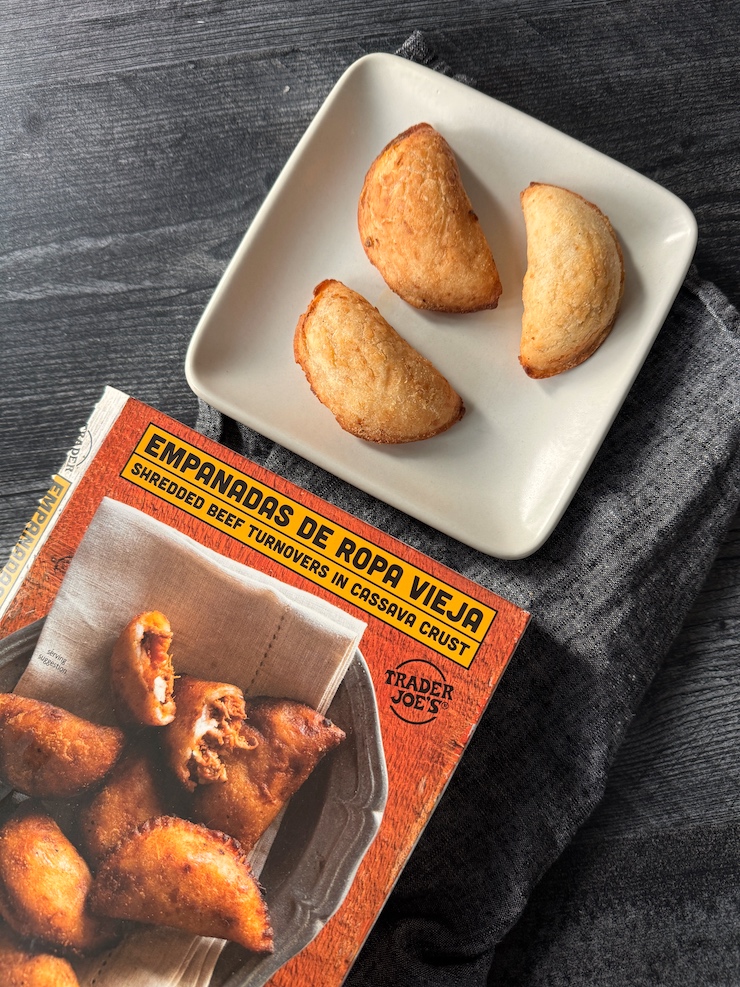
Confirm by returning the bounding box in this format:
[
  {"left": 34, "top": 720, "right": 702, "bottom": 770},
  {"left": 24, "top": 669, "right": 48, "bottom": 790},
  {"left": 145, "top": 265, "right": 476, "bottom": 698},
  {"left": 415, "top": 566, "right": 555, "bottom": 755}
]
[{"left": 195, "top": 36, "right": 740, "bottom": 987}]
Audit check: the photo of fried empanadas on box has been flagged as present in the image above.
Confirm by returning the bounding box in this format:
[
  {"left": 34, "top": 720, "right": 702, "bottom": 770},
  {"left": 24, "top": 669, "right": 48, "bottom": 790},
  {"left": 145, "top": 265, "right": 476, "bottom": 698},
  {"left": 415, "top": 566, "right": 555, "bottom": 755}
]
[
  {"left": 0, "top": 921, "right": 80, "bottom": 987},
  {"left": 89, "top": 816, "right": 274, "bottom": 953},
  {"left": 519, "top": 182, "right": 625, "bottom": 378},
  {"left": 0, "top": 804, "right": 120, "bottom": 955},
  {"left": 161, "top": 675, "right": 256, "bottom": 791},
  {"left": 110, "top": 610, "right": 176, "bottom": 728},
  {"left": 294, "top": 280, "right": 465, "bottom": 443},
  {"left": 78, "top": 741, "right": 175, "bottom": 867},
  {"left": 0, "top": 693, "right": 125, "bottom": 799},
  {"left": 358, "top": 122, "right": 502, "bottom": 312},
  {"left": 192, "top": 697, "right": 346, "bottom": 852}
]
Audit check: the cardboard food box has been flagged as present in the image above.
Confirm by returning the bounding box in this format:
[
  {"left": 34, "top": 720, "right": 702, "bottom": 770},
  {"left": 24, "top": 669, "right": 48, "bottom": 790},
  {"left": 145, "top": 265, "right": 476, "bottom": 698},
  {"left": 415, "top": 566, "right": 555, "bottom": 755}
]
[{"left": 0, "top": 387, "right": 529, "bottom": 987}]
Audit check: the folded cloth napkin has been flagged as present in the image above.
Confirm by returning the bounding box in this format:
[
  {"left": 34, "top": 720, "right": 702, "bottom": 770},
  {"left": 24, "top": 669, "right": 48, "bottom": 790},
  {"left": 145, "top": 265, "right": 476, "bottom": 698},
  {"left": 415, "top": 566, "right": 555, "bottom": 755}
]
[
  {"left": 18, "top": 497, "right": 365, "bottom": 721},
  {"left": 14, "top": 495, "right": 365, "bottom": 987},
  {"left": 79, "top": 929, "right": 224, "bottom": 987},
  {"left": 194, "top": 33, "right": 740, "bottom": 987}
]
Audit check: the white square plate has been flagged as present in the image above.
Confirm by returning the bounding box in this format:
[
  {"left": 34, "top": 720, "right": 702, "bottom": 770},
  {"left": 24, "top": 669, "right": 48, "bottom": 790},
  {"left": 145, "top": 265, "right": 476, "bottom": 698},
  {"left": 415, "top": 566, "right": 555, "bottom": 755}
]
[{"left": 185, "top": 53, "right": 697, "bottom": 559}]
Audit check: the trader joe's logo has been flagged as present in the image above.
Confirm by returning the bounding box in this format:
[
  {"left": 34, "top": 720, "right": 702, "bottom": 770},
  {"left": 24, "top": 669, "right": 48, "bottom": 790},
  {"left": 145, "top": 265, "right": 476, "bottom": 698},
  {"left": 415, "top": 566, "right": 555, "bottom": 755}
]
[{"left": 385, "top": 658, "right": 454, "bottom": 725}]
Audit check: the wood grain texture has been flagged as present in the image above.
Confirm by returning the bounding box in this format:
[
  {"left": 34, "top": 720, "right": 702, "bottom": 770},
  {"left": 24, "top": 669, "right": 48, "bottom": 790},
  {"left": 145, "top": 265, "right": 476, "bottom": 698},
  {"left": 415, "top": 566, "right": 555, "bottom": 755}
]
[
  {"left": 1, "top": 1, "right": 739, "bottom": 982},
  {"left": 3, "top": 0, "right": 737, "bottom": 657},
  {"left": 2, "top": 2, "right": 738, "bottom": 560}
]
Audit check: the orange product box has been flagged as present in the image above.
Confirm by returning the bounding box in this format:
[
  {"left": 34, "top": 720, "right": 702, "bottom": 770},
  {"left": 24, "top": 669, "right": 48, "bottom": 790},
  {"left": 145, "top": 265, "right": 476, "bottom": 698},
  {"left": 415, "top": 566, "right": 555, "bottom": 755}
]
[{"left": 0, "top": 387, "right": 530, "bottom": 987}]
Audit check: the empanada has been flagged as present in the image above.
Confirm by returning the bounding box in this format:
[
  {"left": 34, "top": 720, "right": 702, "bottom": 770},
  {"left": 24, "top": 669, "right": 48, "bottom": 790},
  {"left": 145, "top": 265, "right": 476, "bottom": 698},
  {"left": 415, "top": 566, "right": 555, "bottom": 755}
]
[
  {"left": 358, "top": 122, "right": 502, "bottom": 312},
  {"left": 0, "top": 693, "right": 125, "bottom": 799},
  {"left": 78, "top": 740, "right": 175, "bottom": 867},
  {"left": 0, "top": 804, "right": 120, "bottom": 955},
  {"left": 519, "top": 182, "right": 625, "bottom": 378},
  {"left": 193, "top": 697, "right": 345, "bottom": 852},
  {"left": 0, "top": 922, "right": 80, "bottom": 986},
  {"left": 294, "top": 279, "right": 465, "bottom": 443},
  {"left": 89, "top": 816, "right": 274, "bottom": 953},
  {"left": 110, "top": 610, "right": 176, "bottom": 728},
  {"left": 161, "top": 675, "right": 256, "bottom": 791}
]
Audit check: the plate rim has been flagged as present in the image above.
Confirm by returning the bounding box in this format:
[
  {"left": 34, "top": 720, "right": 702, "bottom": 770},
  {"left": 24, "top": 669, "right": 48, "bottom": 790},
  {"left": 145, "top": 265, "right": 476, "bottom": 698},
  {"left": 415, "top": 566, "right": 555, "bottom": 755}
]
[{"left": 185, "top": 52, "right": 698, "bottom": 560}]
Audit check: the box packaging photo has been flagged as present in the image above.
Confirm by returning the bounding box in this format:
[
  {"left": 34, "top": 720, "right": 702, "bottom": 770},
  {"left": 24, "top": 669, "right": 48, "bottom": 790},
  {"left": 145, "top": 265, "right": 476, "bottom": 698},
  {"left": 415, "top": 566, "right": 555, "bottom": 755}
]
[{"left": 0, "top": 387, "right": 530, "bottom": 987}]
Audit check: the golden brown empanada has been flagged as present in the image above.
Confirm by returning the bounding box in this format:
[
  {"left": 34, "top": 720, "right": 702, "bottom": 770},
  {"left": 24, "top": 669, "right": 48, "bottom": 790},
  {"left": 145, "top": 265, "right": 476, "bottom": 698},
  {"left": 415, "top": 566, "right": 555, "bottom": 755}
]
[
  {"left": 89, "top": 816, "right": 274, "bottom": 953},
  {"left": 161, "top": 675, "right": 256, "bottom": 791},
  {"left": 0, "top": 922, "right": 80, "bottom": 986},
  {"left": 358, "top": 122, "right": 502, "bottom": 312},
  {"left": 519, "top": 182, "right": 625, "bottom": 378},
  {"left": 0, "top": 693, "right": 125, "bottom": 799},
  {"left": 294, "top": 279, "right": 465, "bottom": 443},
  {"left": 110, "top": 610, "right": 176, "bottom": 728},
  {"left": 0, "top": 804, "right": 120, "bottom": 955},
  {"left": 193, "top": 697, "right": 345, "bottom": 852},
  {"left": 78, "top": 740, "right": 175, "bottom": 868}
]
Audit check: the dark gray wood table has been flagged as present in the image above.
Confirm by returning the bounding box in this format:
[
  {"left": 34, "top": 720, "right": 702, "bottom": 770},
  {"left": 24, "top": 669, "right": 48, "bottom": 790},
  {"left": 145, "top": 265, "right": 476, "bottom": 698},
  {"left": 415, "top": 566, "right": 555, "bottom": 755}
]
[{"left": 2, "top": 3, "right": 739, "bottom": 984}]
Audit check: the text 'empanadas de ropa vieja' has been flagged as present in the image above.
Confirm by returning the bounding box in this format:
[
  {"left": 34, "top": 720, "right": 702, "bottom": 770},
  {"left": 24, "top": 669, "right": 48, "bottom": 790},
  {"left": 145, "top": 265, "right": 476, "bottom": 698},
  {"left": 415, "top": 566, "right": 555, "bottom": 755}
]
[
  {"left": 294, "top": 279, "right": 465, "bottom": 443},
  {"left": 519, "top": 182, "right": 625, "bottom": 378},
  {"left": 359, "top": 122, "right": 502, "bottom": 312}
]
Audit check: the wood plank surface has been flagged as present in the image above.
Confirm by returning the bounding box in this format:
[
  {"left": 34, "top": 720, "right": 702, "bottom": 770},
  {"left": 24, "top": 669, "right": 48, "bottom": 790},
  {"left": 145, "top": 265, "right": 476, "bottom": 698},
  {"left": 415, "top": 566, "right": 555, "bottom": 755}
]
[
  {"left": 1, "top": 1, "right": 739, "bottom": 983},
  {"left": 3, "top": 3, "right": 739, "bottom": 556}
]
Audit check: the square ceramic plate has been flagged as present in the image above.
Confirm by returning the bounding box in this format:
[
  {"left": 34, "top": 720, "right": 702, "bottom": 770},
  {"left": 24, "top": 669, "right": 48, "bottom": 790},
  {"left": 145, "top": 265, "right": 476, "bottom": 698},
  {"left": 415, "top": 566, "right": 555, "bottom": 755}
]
[{"left": 185, "top": 53, "right": 697, "bottom": 559}]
